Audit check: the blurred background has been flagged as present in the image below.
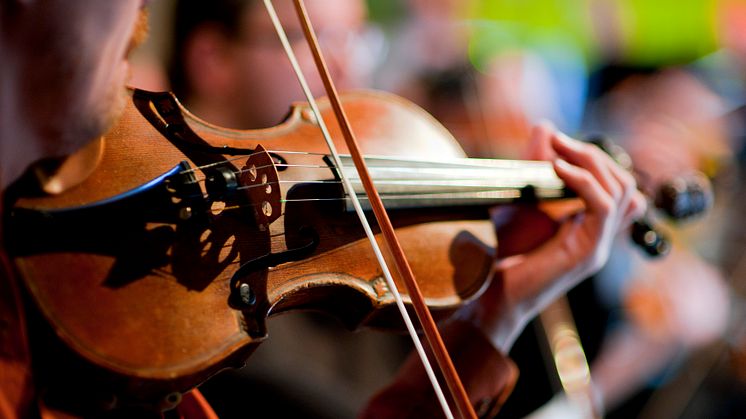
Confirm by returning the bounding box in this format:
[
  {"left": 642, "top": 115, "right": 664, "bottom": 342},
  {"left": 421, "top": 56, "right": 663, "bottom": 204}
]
[{"left": 128, "top": 0, "right": 746, "bottom": 417}]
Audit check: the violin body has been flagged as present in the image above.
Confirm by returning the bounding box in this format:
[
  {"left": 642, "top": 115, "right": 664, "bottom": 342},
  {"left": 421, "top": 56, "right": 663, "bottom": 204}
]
[{"left": 7, "top": 89, "right": 498, "bottom": 407}]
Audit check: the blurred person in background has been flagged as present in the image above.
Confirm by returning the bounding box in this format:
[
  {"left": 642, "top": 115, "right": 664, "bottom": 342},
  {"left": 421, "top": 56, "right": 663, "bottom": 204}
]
[
  {"left": 371, "top": 0, "right": 588, "bottom": 159},
  {"left": 168, "top": 0, "right": 374, "bottom": 129}
]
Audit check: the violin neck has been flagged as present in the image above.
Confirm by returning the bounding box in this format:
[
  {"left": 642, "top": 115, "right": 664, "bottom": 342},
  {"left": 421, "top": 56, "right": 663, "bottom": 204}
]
[{"left": 333, "top": 155, "right": 570, "bottom": 211}]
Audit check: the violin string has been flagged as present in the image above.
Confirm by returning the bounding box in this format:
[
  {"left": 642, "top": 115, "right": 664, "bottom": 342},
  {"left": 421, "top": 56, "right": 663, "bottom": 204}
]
[
  {"left": 183, "top": 177, "right": 562, "bottom": 199},
  {"left": 185, "top": 164, "right": 561, "bottom": 188},
  {"left": 177, "top": 155, "right": 250, "bottom": 175},
  {"left": 179, "top": 164, "right": 564, "bottom": 202},
  {"left": 177, "top": 149, "right": 330, "bottom": 176},
  {"left": 234, "top": 180, "right": 333, "bottom": 191},
  {"left": 176, "top": 147, "right": 560, "bottom": 194},
  {"left": 190, "top": 171, "right": 560, "bottom": 187},
  {"left": 185, "top": 163, "right": 333, "bottom": 185},
  {"left": 241, "top": 179, "right": 563, "bottom": 192},
  {"left": 178, "top": 147, "right": 555, "bottom": 177},
  {"left": 199, "top": 192, "right": 539, "bottom": 218}
]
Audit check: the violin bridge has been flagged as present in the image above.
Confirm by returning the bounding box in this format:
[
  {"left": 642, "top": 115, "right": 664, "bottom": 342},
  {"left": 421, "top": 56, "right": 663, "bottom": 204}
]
[{"left": 239, "top": 144, "right": 282, "bottom": 227}]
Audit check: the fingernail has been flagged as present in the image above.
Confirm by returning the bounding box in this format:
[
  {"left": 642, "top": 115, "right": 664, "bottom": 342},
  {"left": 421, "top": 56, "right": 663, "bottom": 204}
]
[
  {"left": 553, "top": 133, "right": 584, "bottom": 153},
  {"left": 554, "top": 132, "right": 571, "bottom": 144},
  {"left": 554, "top": 158, "right": 570, "bottom": 170}
]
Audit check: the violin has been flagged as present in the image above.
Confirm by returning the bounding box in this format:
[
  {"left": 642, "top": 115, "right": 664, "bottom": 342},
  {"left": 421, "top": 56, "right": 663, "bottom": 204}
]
[
  {"left": 9, "top": 82, "right": 711, "bottom": 414},
  {"left": 7, "top": 87, "right": 578, "bottom": 410}
]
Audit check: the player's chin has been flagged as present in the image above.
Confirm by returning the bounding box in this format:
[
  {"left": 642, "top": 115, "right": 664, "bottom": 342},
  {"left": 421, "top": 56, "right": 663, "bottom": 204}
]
[
  {"left": 97, "top": 81, "right": 129, "bottom": 138},
  {"left": 63, "top": 80, "right": 128, "bottom": 156}
]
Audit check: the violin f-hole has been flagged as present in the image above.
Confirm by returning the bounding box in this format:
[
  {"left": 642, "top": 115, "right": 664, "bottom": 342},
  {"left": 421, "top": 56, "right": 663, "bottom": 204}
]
[{"left": 229, "top": 226, "right": 319, "bottom": 307}]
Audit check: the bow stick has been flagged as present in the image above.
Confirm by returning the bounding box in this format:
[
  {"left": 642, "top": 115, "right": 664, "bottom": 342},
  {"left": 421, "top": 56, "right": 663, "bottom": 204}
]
[{"left": 261, "top": 1, "right": 478, "bottom": 418}]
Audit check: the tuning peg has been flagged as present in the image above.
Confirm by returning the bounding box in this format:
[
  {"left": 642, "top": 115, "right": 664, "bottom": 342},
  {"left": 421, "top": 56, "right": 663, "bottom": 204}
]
[
  {"left": 655, "top": 173, "right": 713, "bottom": 220},
  {"left": 631, "top": 219, "right": 671, "bottom": 257}
]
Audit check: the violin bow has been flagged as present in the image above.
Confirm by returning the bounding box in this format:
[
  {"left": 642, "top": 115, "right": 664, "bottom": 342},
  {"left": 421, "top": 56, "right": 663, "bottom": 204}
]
[{"left": 261, "top": 1, "right": 477, "bottom": 418}]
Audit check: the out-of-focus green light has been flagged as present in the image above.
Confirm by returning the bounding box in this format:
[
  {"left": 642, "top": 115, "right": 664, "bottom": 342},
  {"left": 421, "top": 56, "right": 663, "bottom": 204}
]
[
  {"left": 467, "top": 0, "right": 593, "bottom": 71},
  {"left": 617, "top": 0, "right": 718, "bottom": 65},
  {"left": 467, "top": 0, "right": 720, "bottom": 68}
]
